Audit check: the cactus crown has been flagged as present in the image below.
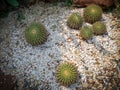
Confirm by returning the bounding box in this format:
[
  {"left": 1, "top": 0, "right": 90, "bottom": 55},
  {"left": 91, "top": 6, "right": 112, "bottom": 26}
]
[
  {"left": 56, "top": 62, "right": 78, "bottom": 86},
  {"left": 84, "top": 4, "right": 102, "bottom": 23},
  {"left": 92, "top": 21, "right": 106, "bottom": 35},
  {"left": 67, "top": 13, "right": 83, "bottom": 29},
  {"left": 80, "top": 26, "right": 93, "bottom": 40},
  {"left": 25, "top": 23, "right": 47, "bottom": 46}
]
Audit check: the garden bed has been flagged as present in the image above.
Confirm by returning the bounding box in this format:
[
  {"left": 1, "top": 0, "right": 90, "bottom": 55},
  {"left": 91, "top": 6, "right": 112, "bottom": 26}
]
[{"left": 0, "top": 1, "right": 120, "bottom": 90}]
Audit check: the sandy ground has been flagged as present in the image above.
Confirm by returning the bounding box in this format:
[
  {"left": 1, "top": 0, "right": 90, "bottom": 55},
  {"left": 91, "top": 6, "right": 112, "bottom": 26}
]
[{"left": 0, "top": 2, "right": 120, "bottom": 90}]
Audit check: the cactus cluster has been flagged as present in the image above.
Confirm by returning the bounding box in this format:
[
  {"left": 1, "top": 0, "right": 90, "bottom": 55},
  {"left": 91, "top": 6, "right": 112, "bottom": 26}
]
[
  {"left": 67, "top": 13, "right": 83, "bottom": 29},
  {"left": 25, "top": 23, "right": 47, "bottom": 46},
  {"left": 56, "top": 62, "right": 78, "bottom": 86},
  {"left": 66, "top": 4, "right": 107, "bottom": 40}
]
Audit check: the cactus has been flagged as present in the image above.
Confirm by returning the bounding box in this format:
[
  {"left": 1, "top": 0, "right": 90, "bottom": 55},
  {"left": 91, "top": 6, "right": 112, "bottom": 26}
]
[
  {"left": 92, "top": 21, "right": 106, "bottom": 35},
  {"left": 67, "top": 13, "right": 83, "bottom": 29},
  {"left": 84, "top": 4, "right": 102, "bottom": 23},
  {"left": 80, "top": 26, "right": 93, "bottom": 40},
  {"left": 25, "top": 23, "right": 47, "bottom": 46},
  {"left": 56, "top": 62, "right": 78, "bottom": 86}
]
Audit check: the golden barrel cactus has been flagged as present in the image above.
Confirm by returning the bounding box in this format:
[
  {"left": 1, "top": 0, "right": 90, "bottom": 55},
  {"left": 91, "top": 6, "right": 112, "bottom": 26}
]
[
  {"left": 84, "top": 4, "right": 103, "bottom": 23},
  {"left": 25, "top": 23, "right": 47, "bottom": 46},
  {"left": 56, "top": 62, "right": 78, "bottom": 86},
  {"left": 67, "top": 13, "right": 83, "bottom": 29}
]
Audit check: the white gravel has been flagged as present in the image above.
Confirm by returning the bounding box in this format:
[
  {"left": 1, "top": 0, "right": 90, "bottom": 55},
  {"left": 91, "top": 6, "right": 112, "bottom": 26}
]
[{"left": 0, "top": 2, "right": 120, "bottom": 90}]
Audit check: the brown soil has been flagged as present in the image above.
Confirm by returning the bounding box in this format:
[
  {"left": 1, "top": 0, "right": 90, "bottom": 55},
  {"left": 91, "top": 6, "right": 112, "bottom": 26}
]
[{"left": 0, "top": 69, "right": 15, "bottom": 90}]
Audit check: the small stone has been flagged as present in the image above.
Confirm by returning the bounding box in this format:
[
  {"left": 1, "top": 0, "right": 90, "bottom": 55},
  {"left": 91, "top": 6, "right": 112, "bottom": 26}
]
[
  {"left": 107, "top": 73, "right": 113, "bottom": 77},
  {"left": 95, "top": 60, "right": 100, "bottom": 64},
  {"left": 99, "top": 80, "right": 103, "bottom": 83},
  {"left": 88, "top": 79, "right": 94, "bottom": 84},
  {"left": 82, "top": 82, "right": 89, "bottom": 88},
  {"left": 76, "top": 33, "right": 79, "bottom": 36},
  {"left": 99, "top": 87, "right": 103, "bottom": 90},
  {"left": 66, "top": 37, "right": 72, "bottom": 42},
  {"left": 93, "top": 82, "right": 99, "bottom": 88}
]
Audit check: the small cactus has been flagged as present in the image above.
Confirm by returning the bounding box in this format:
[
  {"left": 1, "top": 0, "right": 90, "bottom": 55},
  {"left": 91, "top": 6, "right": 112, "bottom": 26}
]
[
  {"left": 25, "top": 23, "right": 47, "bottom": 46},
  {"left": 67, "top": 13, "right": 83, "bottom": 29},
  {"left": 84, "top": 4, "right": 103, "bottom": 23},
  {"left": 92, "top": 21, "right": 106, "bottom": 35},
  {"left": 80, "top": 26, "right": 93, "bottom": 40},
  {"left": 56, "top": 62, "right": 78, "bottom": 86}
]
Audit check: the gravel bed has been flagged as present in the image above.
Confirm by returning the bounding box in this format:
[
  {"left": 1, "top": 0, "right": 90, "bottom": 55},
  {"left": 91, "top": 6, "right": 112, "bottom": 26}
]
[{"left": 0, "top": 2, "right": 120, "bottom": 90}]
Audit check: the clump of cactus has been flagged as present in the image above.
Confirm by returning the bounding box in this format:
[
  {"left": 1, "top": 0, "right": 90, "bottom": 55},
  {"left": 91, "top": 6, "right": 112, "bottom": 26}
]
[
  {"left": 80, "top": 26, "right": 93, "bottom": 40},
  {"left": 84, "top": 4, "right": 103, "bottom": 23},
  {"left": 56, "top": 62, "right": 78, "bottom": 86},
  {"left": 67, "top": 13, "right": 83, "bottom": 29},
  {"left": 25, "top": 23, "right": 47, "bottom": 46},
  {"left": 92, "top": 21, "right": 106, "bottom": 35}
]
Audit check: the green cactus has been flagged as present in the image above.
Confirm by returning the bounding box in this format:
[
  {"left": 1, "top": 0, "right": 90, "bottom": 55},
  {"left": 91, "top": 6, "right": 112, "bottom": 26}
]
[
  {"left": 84, "top": 4, "right": 102, "bottom": 23},
  {"left": 25, "top": 23, "right": 47, "bottom": 46},
  {"left": 67, "top": 13, "right": 83, "bottom": 29},
  {"left": 80, "top": 26, "right": 93, "bottom": 40},
  {"left": 56, "top": 62, "right": 78, "bottom": 86},
  {"left": 92, "top": 21, "right": 106, "bottom": 35}
]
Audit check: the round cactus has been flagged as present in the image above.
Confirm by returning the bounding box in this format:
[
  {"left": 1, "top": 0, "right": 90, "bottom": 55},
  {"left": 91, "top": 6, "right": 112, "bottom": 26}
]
[
  {"left": 84, "top": 4, "right": 102, "bottom": 23},
  {"left": 25, "top": 23, "right": 47, "bottom": 46},
  {"left": 56, "top": 62, "right": 78, "bottom": 86},
  {"left": 92, "top": 21, "right": 106, "bottom": 35},
  {"left": 67, "top": 13, "right": 83, "bottom": 29},
  {"left": 80, "top": 26, "right": 93, "bottom": 40}
]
